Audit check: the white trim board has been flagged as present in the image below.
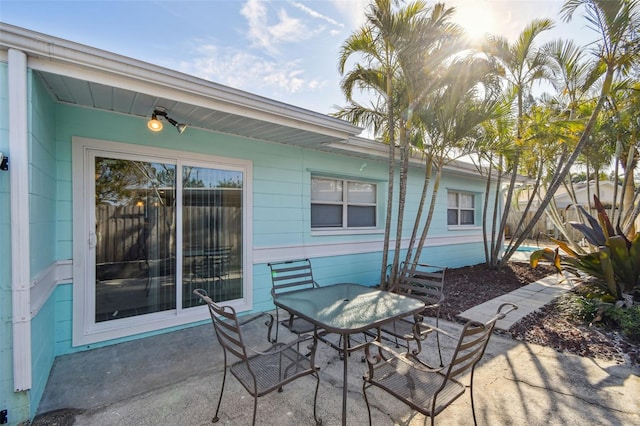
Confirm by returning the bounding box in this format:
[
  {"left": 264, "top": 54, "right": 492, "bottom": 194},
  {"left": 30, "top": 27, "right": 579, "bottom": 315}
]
[{"left": 253, "top": 234, "right": 484, "bottom": 264}]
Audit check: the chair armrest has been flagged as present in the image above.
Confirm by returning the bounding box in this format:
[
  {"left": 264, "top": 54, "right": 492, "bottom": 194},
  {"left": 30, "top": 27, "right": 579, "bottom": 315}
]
[
  {"left": 239, "top": 312, "right": 274, "bottom": 327},
  {"left": 363, "top": 340, "right": 444, "bottom": 379},
  {"left": 245, "top": 333, "right": 317, "bottom": 357},
  {"left": 239, "top": 312, "right": 275, "bottom": 343},
  {"left": 496, "top": 302, "right": 518, "bottom": 319}
]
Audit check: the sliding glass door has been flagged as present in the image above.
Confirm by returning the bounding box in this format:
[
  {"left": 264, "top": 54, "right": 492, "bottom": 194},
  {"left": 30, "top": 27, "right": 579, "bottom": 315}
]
[
  {"left": 93, "top": 157, "right": 246, "bottom": 323},
  {"left": 181, "top": 166, "right": 243, "bottom": 308}
]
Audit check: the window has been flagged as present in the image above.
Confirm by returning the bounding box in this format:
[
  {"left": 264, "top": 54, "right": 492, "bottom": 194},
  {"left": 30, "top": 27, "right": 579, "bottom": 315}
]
[
  {"left": 311, "top": 177, "right": 376, "bottom": 229},
  {"left": 447, "top": 191, "right": 475, "bottom": 226},
  {"left": 73, "top": 137, "right": 252, "bottom": 345}
]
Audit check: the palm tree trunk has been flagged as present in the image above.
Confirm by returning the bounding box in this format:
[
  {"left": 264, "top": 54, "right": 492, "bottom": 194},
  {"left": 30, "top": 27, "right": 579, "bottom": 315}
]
[
  {"left": 410, "top": 167, "right": 442, "bottom": 267},
  {"left": 390, "top": 130, "right": 410, "bottom": 287},
  {"left": 481, "top": 154, "right": 494, "bottom": 265},
  {"left": 500, "top": 155, "right": 544, "bottom": 267},
  {"left": 404, "top": 156, "right": 432, "bottom": 269}
]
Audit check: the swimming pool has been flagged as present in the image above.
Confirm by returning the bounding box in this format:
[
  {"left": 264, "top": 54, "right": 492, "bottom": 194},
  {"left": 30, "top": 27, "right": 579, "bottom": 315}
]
[{"left": 503, "top": 245, "right": 541, "bottom": 253}]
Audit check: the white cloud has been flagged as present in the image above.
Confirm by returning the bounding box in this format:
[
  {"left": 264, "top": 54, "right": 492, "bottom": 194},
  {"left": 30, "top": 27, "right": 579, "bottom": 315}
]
[
  {"left": 241, "top": 0, "right": 317, "bottom": 53},
  {"left": 269, "top": 9, "right": 308, "bottom": 42},
  {"left": 241, "top": 0, "right": 275, "bottom": 51},
  {"left": 178, "top": 41, "right": 327, "bottom": 98},
  {"left": 290, "top": 0, "right": 344, "bottom": 29},
  {"left": 329, "top": 0, "right": 368, "bottom": 29}
]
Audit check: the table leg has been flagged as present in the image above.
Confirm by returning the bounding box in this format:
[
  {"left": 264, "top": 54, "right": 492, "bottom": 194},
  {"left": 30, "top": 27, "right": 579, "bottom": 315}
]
[{"left": 342, "top": 332, "right": 348, "bottom": 426}]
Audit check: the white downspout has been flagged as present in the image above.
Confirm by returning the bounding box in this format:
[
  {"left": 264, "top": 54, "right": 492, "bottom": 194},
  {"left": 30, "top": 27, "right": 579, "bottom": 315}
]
[{"left": 9, "top": 48, "right": 32, "bottom": 391}]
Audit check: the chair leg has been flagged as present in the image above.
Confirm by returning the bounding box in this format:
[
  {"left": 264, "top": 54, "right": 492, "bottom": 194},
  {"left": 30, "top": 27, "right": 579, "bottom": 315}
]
[
  {"left": 312, "top": 371, "right": 322, "bottom": 425},
  {"left": 470, "top": 369, "right": 478, "bottom": 426},
  {"left": 252, "top": 394, "right": 258, "bottom": 426},
  {"left": 270, "top": 309, "right": 280, "bottom": 343},
  {"left": 213, "top": 364, "right": 227, "bottom": 423},
  {"left": 362, "top": 382, "right": 373, "bottom": 426},
  {"left": 435, "top": 317, "right": 443, "bottom": 367}
]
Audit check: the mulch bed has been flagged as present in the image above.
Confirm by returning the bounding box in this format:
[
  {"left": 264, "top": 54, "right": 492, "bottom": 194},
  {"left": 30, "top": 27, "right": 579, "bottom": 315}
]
[
  {"left": 441, "top": 262, "right": 639, "bottom": 366},
  {"left": 440, "top": 262, "right": 556, "bottom": 321}
]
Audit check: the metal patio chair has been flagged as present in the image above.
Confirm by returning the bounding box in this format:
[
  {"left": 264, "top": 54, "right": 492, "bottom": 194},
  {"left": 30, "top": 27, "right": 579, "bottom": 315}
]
[
  {"left": 362, "top": 303, "right": 518, "bottom": 426},
  {"left": 268, "top": 259, "right": 322, "bottom": 343},
  {"left": 194, "top": 289, "right": 322, "bottom": 425},
  {"left": 381, "top": 263, "right": 446, "bottom": 365}
]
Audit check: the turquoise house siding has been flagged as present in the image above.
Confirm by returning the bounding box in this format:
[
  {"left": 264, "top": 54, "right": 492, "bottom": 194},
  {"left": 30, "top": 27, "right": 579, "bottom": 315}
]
[
  {"left": 46, "top": 100, "right": 492, "bottom": 355},
  {"left": 28, "top": 70, "right": 59, "bottom": 417}
]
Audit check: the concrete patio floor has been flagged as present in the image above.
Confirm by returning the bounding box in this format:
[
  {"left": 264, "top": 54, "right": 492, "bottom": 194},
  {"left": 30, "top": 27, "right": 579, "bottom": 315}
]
[{"left": 35, "top": 303, "right": 640, "bottom": 425}]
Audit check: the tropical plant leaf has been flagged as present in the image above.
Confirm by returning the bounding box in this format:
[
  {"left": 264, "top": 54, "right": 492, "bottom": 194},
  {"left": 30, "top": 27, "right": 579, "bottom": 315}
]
[
  {"left": 574, "top": 204, "right": 606, "bottom": 244},
  {"left": 569, "top": 221, "right": 606, "bottom": 246},
  {"left": 593, "top": 195, "right": 615, "bottom": 238},
  {"left": 607, "top": 235, "right": 640, "bottom": 293},
  {"left": 627, "top": 234, "right": 640, "bottom": 293},
  {"left": 550, "top": 236, "right": 579, "bottom": 257},
  {"left": 530, "top": 248, "right": 557, "bottom": 269},
  {"left": 598, "top": 247, "right": 620, "bottom": 299}
]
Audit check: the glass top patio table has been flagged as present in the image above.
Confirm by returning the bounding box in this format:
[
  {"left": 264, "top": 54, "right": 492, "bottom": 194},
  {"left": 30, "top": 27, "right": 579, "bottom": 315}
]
[
  {"left": 273, "top": 283, "right": 425, "bottom": 425},
  {"left": 273, "top": 282, "right": 425, "bottom": 333}
]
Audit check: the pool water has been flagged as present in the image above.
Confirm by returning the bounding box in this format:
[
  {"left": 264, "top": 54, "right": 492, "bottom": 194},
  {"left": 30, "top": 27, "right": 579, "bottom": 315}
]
[{"left": 504, "top": 245, "right": 540, "bottom": 253}]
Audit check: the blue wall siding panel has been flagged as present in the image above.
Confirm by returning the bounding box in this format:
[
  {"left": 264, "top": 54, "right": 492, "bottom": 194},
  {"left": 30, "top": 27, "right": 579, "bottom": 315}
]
[
  {"left": 30, "top": 295, "right": 56, "bottom": 417},
  {"left": 28, "top": 69, "right": 59, "bottom": 418},
  {"left": 53, "top": 284, "right": 73, "bottom": 354}
]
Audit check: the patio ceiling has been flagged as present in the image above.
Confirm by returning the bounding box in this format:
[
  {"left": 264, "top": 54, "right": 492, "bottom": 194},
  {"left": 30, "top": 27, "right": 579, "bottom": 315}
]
[{"left": 35, "top": 70, "right": 357, "bottom": 147}]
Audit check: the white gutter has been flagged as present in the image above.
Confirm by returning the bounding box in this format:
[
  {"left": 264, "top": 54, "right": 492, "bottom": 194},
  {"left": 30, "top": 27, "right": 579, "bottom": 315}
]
[
  {"left": 9, "top": 48, "right": 31, "bottom": 391},
  {"left": 326, "top": 136, "right": 514, "bottom": 180},
  {"left": 0, "top": 23, "right": 361, "bottom": 139}
]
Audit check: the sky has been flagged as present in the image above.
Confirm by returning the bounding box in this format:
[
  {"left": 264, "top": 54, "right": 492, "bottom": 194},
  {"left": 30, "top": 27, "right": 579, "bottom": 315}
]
[{"left": 0, "top": 0, "right": 600, "bottom": 115}]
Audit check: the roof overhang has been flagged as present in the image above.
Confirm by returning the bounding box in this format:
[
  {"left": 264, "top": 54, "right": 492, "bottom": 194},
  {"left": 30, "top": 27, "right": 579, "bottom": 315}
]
[
  {"left": 320, "top": 136, "right": 504, "bottom": 179},
  {"left": 0, "top": 23, "right": 498, "bottom": 179},
  {"left": 0, "top": 23, "right": 362, "bottom": 148}
]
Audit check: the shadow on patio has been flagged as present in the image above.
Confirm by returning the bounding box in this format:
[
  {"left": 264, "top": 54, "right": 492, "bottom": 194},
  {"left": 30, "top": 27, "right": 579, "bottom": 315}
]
[{"left": 35, "top": 314, "right": 640, "bottom": 425}]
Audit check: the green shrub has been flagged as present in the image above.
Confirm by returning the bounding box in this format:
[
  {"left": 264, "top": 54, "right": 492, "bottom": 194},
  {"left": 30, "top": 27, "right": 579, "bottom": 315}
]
[
  {"left": 603, "top": 305, "right": 640, "bottom": 344},
  {"left": 555, "top": 292, "right": 601, "bottom": 323}
]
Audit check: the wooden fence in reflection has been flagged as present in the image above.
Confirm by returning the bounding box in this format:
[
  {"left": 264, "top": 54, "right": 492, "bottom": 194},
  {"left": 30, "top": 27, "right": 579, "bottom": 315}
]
[{"left": 95, "top": 205, "right": 241, "bottom": 264}]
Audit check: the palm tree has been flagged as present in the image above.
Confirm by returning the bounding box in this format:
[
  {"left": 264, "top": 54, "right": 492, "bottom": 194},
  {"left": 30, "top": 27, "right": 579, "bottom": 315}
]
[
  {"left": 405, "top": 55, "right": 503, "bottom": 269},
  {"left": 512, "top": 0, "right": 640, "bottom": 254},
  {"left": 335, "top": 0, "right": 410, "bottom": 287},
  {"left": 513, "top": 39, "right": 595, "bottom": 253},
  {"left": 335, "top": 1, "right": 464, "bottom": 287},
  {"left": 482, "top": 19, "right": 555, "bottom": 267}
]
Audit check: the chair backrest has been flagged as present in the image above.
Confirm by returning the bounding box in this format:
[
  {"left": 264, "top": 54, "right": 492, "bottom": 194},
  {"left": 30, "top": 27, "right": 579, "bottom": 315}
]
[
  {"left": 268, "top": 259, "right": 319, "bottom": 297},
  {"left": 444, "top": 303, "right": 516, "bottom": 381},
  {"left": 194, "top": 289, "right": 248, "bottom": 362},
  {"left": 393, "top": 263, "right": 445, "bottom": 306}
]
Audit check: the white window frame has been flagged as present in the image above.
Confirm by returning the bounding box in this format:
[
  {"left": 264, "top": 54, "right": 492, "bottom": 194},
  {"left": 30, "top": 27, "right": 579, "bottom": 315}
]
[
  {"left": 72, "top": 137, "right": 253, "bottom": 346},
  {"left": 311, "top": 176, "right": 378, "bottom": 231},
  {"left": 447, "top": 190, "right": 478, "bottom": 228}
]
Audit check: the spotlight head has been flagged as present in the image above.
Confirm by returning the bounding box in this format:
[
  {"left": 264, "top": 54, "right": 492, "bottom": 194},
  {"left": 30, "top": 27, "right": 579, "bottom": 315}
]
[
  {"left": 147, "top": 107, "right": 186, "bottom": 134},
  {"left": 176, "top": 123, "right": 188, "bottom": 134},
  {"left": 147, "top": 114, "right": 163, "bottom": 132}
]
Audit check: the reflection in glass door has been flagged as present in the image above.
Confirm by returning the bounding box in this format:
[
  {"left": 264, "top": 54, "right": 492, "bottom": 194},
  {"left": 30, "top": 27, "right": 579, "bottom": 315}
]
[
  {"left": 94, "top": 157, "right": 177, "bottom": 322},
  {"left": 182, "top": 166, "right": 243, "bottom": 307}
]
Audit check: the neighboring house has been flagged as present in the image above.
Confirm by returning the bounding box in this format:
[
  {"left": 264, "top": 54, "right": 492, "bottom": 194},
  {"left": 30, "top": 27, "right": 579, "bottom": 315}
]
[
  {"left": 0, "top": 24, "right": 499, "bottom": 423},
  {"left": 516, "top": 180, "right": 620, "bottom": 210},
  {"left": 509, "top": 180, "right": 622, "bottom": 239},
  {"left": 553, "top": 180, "right": 620, "bottom": 209}
]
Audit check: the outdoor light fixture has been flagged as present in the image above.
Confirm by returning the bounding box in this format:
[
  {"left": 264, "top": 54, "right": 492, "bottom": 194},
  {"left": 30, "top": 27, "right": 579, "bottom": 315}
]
[{"left": 147, "top": 107, "right": 187, "bottom": 134}]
